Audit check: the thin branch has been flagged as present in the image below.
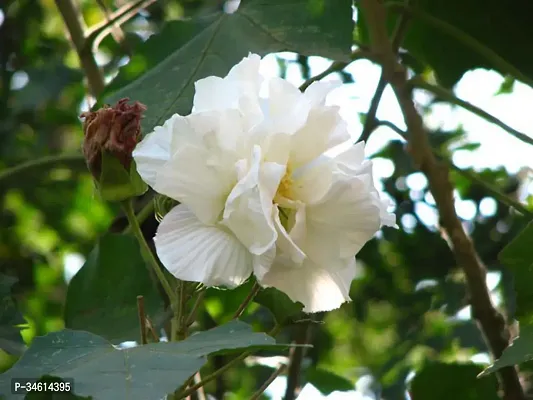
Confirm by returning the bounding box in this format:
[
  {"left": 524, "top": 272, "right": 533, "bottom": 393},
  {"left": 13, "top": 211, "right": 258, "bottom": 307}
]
[
  {"left": 193, "top": 372, "right": 206, "bottom": 400},
  {"left": 0, "top": 154, "right": 85, "bottom": 183},
  {"left": 85, "top": 0, "right": 157, "bottom": 53},
  {"left": 250, "top": 364, "right": 287, "bottom": 400},
  {"left": 122, "top": 197, "right": 155, "bottom": 234},
  {"left": 298, "top": 49, "right": 374, "bottom": 92},
  {"left": 375, "top": 119, "right": 533, "bottom": 218},
  {"left": 410, "top": 76, "right": 533, "bottom": 146},
  {"left": 137, "top": 295, "right": 148, "bottom": 345},
  {"left": 232, "top": 282, "right": 261, "bottom": 320},
  {"left": 55, "top": 0, "right": 105, "bottom": 96},
  {"left": 145, "top": 316, "right": 160, "bottom": 342},
  {"left": 284, "top": 324, "right": 312, "bottom": 400},
  {"left": 95, "top": 0, "right": 131, "bottom": 56},
  {"left": 359, "top": 1, "right": 525, "bottom": 399},
  {"left": 359, "top": 0, "right": 412, "bottom": 143},
  {"left": 186, "top": 289, "right": 207, "bottom": 327},
  {"left": 387, "top": 2, "right": 533, "bottom": 88}
]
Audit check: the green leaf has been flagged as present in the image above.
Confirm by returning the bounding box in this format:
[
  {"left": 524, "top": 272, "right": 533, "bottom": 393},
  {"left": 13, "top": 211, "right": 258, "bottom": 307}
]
[
  {"left": 496, "top": 76, "right": 515, "bottom": 95},
  {"left": 97, "top": 153, "right": 147, "bottom": 202},
  {"left": 305, "top": 368, "right": 354, "bottom": 394},
  {"left": 0, "top": 274, "right": 27, "bottom": 356},
  {"left": 480, "top": 323, "right": 533, "bottom": 376},
  {"left": 498, "top": 221, "right": 533, "bottom": 322},
  {"left": 0, "top": 321, "right": 290, "bottom": 400},
  {"left": 105, "top": 0, "right": 354, "bottom": 133},
  {"left": 255, "top": 287, "right": 304, "bottom": 325},
  {"left": 64, "top": 233, "right": 164, "bottom": 343},
  {"left": 410, "top": 362, "right": 499, "bottom": 400}
]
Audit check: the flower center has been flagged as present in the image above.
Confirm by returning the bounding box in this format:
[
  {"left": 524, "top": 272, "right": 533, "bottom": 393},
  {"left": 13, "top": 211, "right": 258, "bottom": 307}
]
[{"left": 274, "top": 164, "right": 294, "bottom": 201}]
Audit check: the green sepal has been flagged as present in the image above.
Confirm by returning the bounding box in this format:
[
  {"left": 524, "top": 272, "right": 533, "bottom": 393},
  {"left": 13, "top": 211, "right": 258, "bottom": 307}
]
[{"left": 97, "top": 151, "right": 147, "bottom": 202}]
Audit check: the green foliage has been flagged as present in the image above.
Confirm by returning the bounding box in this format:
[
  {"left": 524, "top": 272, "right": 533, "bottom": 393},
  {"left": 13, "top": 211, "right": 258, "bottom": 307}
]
[
  {"left": 106, "top": 0, "right": 354, "bottom": 133},
  {"left": 410, "top": 362, "right": 500, "bottom": 400},
  {"left": 64, "top": 233, "right": 163, "bottom": 343},
  {"left": 0, "top": 275, "right": 26, "bottom": 356},
  {"left": 0, "top": 321, "right": 289, "bottom": 400},
  {"left": 97, "top": 154, "right": 147, "bottom": 202},
  {"left": 254, "top": 287, "right": 304, "bottom": 325},
  {"left": 305, "top": 368, "right": 354, "bottom": 394}
]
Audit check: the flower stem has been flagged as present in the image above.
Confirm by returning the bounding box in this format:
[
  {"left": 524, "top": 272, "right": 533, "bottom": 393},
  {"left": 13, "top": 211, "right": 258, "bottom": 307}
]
[
  {"left": 232, "top": 282, "right": 261, "bottom": 320},
  {"left": 122, "top": 199, "right": 176, "bottom": 305},
  {"left": 136, "top": 295, "right": 148, "bottom": 345},
  {"left": 122, "top": 197, "right": 155, "bottom": 234},
  {"left": 250, "top": 364, "right": 287, "bottom": 400},
  {"left": 185, "top": 289, "right": 206, "bottom": 327}
]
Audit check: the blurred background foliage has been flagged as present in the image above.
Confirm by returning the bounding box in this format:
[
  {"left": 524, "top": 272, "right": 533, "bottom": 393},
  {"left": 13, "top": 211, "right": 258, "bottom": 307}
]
[{"left": 1, "top": 0, "right": 533, "bottom": 398}]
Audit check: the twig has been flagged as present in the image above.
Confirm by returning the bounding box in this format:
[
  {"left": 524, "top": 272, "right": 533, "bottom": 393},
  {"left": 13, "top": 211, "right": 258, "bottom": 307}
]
[
  {"left": 250, "top": 364, "right": 287, "bottom": 400},
  {"left": 145, "top": 316, "right": 160, "bottom": 342},
  {"left": 55, "top": 0, "right": 105, "bottom": 96},
  {"left": 359, "top": 1, "right": 525, "bottom": 399},
  {"left": 186, "top": 289, "right": 207, "bottom": 327},
  {"left": 375, "top": 119, "right": 533, "bottom": 219},
  {"left": 232, "top": 282, "right": 261, "bottom": 320},
  {"left": 298, "top": 49, "right": 374, "bottom": 92},
  {"left": 409, "top": 76, "right": 533, "bottom": 146},
  {"left": 85, "top": 0, "right": 157, "bottom": 53},
  {"left": 284, "top": 323, "right": 312, "bottom": 400},
  {"left": 193, "top": 372, "right": 206, "bottom": 400},
  {"left": 137, "top": 295, "right": 148, "bottom": 344},
  {"left": 0, "top": 154, "right": 85, "bottom": 183},
  {"left": 95, "top": 0, "right": 131, "bottom": 56}
]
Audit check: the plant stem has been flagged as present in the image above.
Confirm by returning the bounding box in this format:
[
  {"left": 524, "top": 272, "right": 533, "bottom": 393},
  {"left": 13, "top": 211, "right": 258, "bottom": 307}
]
[
  {"left": 250, "top": 364, "right": 287, "bottom": 400},
  {"left": 55, "top": 0, "right": 105, "bottom": 96},
  {"left": 136, "top": 295, "right": 148, "bottom": 345},
  {"left": 359, "top": 0, "right": 411, "bottom": 143},
  {"left": 0, "top": 154, "right": 85, "bottom": 183},
  {"left": 85, "top": 0, "right": 157, "bottom": 53},
  {"left": 387, "top": 2, "right": 533, "bottom": 88},
  {"left": 122, "top": 199, "right": 176, "bottom": 305},
  {"left": 375, "top": 119, "right": 533, "bottom": 219},
  {"left": 359, "top": 0, "right": 525, "bottom": 398},
  {"left": 176, "top": 324, "right": 282, "bottom": 399},
  {"left": 175, "top": 281, "right": 187, "bottom": 341},
  {"left": 122, "top": 198, "right": 155, "bottom": 234},
  {"left": 186, "top": 289, "right": 206, "bottom": 327},
  {"left": 298, "top": 49, "right": 374, "bottom": 92},
  {"left": 232, "top": 282, "right": 261, "bottom": 320},
  {"left": 284, "top": 323, "right": 312, "bottom": 400},
  {"left": 410, "top": 76, "right": 533, "bottom": 146}
]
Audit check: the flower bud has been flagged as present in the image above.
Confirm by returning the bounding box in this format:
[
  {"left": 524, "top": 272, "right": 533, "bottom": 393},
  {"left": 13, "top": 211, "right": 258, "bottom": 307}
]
[{"left": 81, "top": 98, "right": 148, "bottom": 202}]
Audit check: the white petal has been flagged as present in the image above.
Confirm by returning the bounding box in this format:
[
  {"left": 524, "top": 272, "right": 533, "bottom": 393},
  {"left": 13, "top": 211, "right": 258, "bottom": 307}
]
[
  {"left": 303, "top": 81, "right": 341, "bottom": 107},
  {"left": 259, "top": 256, "right": 356, "bottom": 313},
  {"left": 273, "top": 207, "right": 306, "bottom": 265},
  {"left": 253, "top": 245, "right": 276, "bottom": 281},
  {"left": 155, "top": 205, "right": 252, "bottom": 287},
  {"left": 304, "top": 174, "right": 382, "bottom": 265},
  {"left": 267, "top": 77, "right": 310, "bottom": 134},
  {"left": 133, "top": 114, "right": 182, "bottom": 187},
  {"left": 155, "top": 142, "right": 236, "bottom": 225},
  {"left": 222, "top": 145, "right": 285, "bottom": 255},
  {"left": 292, "top": 156, "right": 334, "bottom": 204},
  {"left": 334, "top": 142, "right": 371, "bottom": 175},
  {"left": 289, "top": 106, "right": 350, "bottom": 168}
]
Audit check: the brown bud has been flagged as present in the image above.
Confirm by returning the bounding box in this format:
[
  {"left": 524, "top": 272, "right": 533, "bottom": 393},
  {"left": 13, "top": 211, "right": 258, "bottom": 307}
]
[{"left": 80, "top": 98, "right": 146, "bottom": 179}]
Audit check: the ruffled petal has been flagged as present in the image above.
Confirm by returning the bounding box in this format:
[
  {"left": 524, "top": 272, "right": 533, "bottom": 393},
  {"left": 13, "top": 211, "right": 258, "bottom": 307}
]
[
  {"left": 133, "top": 114, "right": 182, "bottom": 187},
  {"left": 259, "top": 256, "right": 356, "bottom": 313},
  {"left": 155, "top": 205, "right": 252, "bottom": 287},
  {"left": 222, "top": 145, "right": 284, "bottom": 254},
  {"left": 303, "top": 81, "right": 341, "bottom": 108},
  {"left": 267, "top": 77, "right": 310, "bottom": 134},
  {"left": 304, "top": 174, "right": 382, "bottom": 265},
  {"left": 273, "top": 207, "right": 306, "bottom": 265},
  {"left": 292, "top": 155, "right": 335, "bottom": 204}
]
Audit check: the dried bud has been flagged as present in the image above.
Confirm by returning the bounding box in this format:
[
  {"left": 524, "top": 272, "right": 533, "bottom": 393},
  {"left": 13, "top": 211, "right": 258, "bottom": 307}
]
[{"left": 80, "top": 98, "right": 148, "bottom": 202}]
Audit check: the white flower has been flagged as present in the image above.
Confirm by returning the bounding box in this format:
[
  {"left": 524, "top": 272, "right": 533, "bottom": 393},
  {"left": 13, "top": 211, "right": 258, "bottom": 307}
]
[{"left": 133, "top": 53, "right": 395, "bottom": 313}]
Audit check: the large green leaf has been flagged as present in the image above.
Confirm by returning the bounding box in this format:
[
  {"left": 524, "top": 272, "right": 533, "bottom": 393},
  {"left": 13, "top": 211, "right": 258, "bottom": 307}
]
[
  {"left": 305, "top": 368, "right": 354, "bottom": 394},
  {"left": 410, "top": 362, "right": 499, "bottom": 400},
  {"left": 0, "top": 321, "right": 290, "bottom": 400},
  {"left": 480, "top": 324, "right": 533, "bottom": 377},
  {"left": 498, "top": 221, "right": 533, "bottom": 322},
  {"left": 0, "top": 275, "right": 26, "bottom": 356},
  {"left": 105, "top": 0, "right": 354, "bottom": 133},
  {"left": 255, "top": 287, "right": 304, "bottom": 325},
  {"left": 64, "top": 233, "right": 164, "bottom": 343},
  {"left": 357, "top": 0, "right": 533, "bottom": 87}
]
